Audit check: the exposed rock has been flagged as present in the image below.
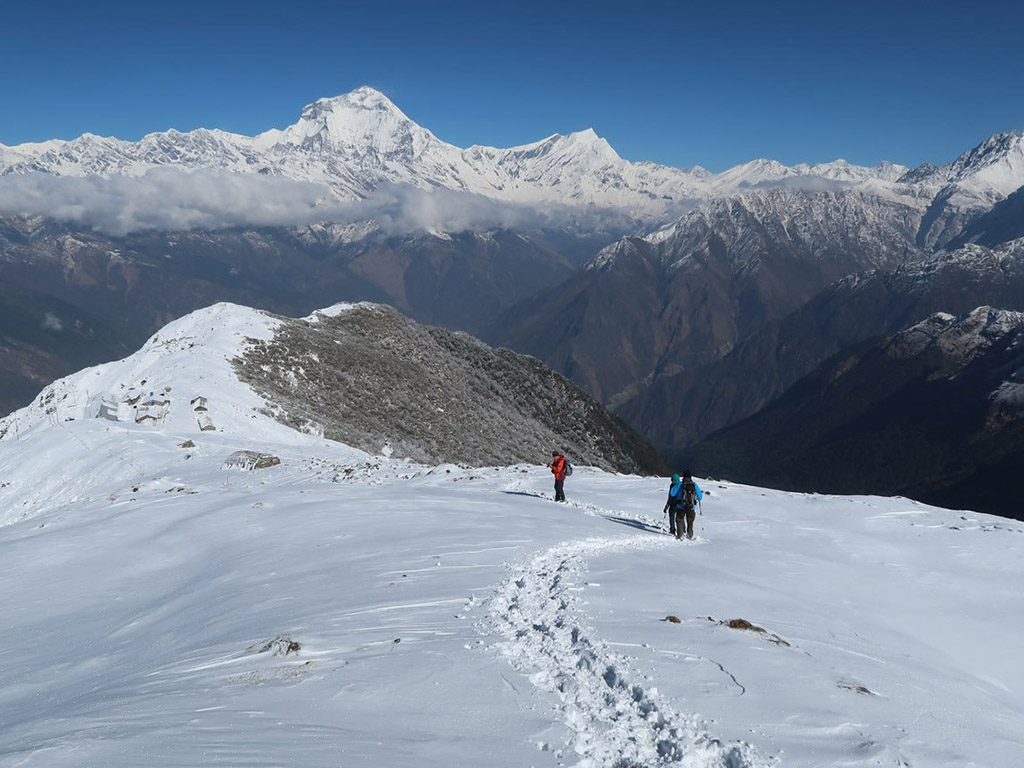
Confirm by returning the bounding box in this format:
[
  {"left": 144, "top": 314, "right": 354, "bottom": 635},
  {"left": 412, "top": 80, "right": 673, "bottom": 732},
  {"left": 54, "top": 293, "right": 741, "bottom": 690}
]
[
  {"left": 233, "top": 303, "right": 664, "bottom": 474},
  {"left": 223, "top": 450, "right": 282, "bottom": 471}
]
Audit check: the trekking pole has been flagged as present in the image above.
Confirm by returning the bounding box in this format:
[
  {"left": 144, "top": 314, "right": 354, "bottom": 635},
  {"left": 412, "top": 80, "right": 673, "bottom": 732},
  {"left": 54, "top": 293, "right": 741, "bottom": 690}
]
[{"left": 699, "top": 498, "right": 705, "bottom": 538}]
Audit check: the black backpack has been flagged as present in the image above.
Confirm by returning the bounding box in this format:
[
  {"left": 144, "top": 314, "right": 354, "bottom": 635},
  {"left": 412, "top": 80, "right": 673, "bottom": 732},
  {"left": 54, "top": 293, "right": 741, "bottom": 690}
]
[
  {"left": 564, "top": 459, "right": 573, "bottom": 476},
  {"left": 673, "top": 478, "right": 697, "bottom": 510}
]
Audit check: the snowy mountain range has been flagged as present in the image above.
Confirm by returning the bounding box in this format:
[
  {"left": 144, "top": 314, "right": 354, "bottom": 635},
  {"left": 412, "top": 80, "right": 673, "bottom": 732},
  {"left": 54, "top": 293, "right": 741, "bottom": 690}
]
[
  {"left": 1, "top": 300, "right": 1021, "bottom": 767},
  {"left": 493, "top": 187, "right": 929, "bottom": 405},
  {"left": 1, "top": 87, "right": 1022, "bottom": 243},
  {"left": 0, "top": 86, "right": 913, "bottom": 225},
  {"left": 3, "top": 88, "right": 1024, "bottom": 517}
]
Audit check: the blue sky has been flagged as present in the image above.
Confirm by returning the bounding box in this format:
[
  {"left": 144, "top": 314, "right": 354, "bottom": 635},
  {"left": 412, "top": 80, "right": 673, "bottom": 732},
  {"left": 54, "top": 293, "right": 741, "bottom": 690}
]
[{"left": 2, "top": 0, "right": 1022, "bottom": 171}]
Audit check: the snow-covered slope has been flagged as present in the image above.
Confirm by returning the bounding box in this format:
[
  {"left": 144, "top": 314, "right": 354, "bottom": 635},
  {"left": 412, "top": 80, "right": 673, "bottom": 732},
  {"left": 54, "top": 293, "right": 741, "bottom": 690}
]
[
  {"left": 905, "top": 131, "right": 1024, "bottom": 196},
  {"left": 0, "top": 300, "right": 661, "bottom": 477},
  {"left": 904, "top": 131, "right": 1024, "bottom": 248},
  {"left": 0, "top": 87, "right": 909, "bottom": 223},
  {"left": 1, "top": 303, "right": 1022, "bottom": 767}
]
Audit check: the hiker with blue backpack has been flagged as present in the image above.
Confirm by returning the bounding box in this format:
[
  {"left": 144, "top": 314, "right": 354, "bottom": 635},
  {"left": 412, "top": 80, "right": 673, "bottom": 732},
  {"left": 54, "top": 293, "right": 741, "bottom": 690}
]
[{"left": 663, "top": 470, "right": 703, "bottom": 540}]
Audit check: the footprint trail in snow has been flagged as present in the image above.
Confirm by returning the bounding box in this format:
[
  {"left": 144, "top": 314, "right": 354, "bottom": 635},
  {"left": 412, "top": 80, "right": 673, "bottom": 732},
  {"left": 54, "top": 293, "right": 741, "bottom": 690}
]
[{"left": 486, "top": 525, "right": 770, "bottom": 767}]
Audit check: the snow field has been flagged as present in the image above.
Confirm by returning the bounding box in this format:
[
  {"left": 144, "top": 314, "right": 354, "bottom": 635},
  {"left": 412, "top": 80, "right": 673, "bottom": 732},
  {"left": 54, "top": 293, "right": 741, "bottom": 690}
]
[
  {"left": 1, "top": 395, "right": 1022, "bottom": 766},
  {"left": 574, "top": 479, "right": 1024, "bottom": 766},
  {"left": 487, "top": 532, "right": 764, "bottom": 767}
]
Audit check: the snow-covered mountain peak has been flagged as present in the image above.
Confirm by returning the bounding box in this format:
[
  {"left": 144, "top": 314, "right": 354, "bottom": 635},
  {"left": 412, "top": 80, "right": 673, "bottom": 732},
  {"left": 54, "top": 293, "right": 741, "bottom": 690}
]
[
  {"left": 948, "top": 130, "right": 1024, "bottom": 192},
  {"left": 909, "top": 130, "right": 1024, "bottom": 248},
  {"left": 561, "top": 128, "right": 620, "bottom": 161},
  {"left": 708, "top": 157, "right": 796, "bottom": 190},
  {"left": 899, "top": 130, "right": 1024, "bottom": 191},
  {"left": 793, "top": 158, "right": 910, "bottom": 183},
  {"left": 952, "top": 130, "right": 1023, "bottom": 170},
  {"left": 338, "top": 85, "right": 401, "bottom": 109},
  {"left": 272, "top": 87, "right": 443, "bottom": 156},
  {"left": 298, "top": 87, "right": 408, "bottom": 124},
  {"left": 889, "top": 305, "right": 1024, "bottom": 364}
]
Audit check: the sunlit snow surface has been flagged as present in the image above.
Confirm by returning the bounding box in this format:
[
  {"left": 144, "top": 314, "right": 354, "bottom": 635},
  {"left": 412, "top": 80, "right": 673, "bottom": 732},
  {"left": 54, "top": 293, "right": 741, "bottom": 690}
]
[{"left": 1, "top": 307, "right": 1022, "bottom": 767}]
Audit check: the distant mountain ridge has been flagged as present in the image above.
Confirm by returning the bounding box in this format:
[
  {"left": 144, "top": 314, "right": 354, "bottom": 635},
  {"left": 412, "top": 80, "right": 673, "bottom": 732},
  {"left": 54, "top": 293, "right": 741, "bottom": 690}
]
[
  {"left": 619, "top": 238, "right": 1024, "bottom": 454},
  {"left": 0, "top": 86, "right": 909, "bottom": 224},
  {"left": 3, "top": 90, "right": 1024, "bottom": 518},
  {"left": 2, "top": 87, "right": 1021, "bottom": 244},
  {"left": 493, "top": 187, "right": 928, "bottom": 404},
  {"left": 684, "top": 305, "right": 1024, "bottom": 519}
]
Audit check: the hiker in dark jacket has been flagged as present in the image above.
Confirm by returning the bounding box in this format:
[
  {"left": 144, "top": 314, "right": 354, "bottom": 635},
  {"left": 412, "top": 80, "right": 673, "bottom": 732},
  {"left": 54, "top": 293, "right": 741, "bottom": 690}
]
[
  {"left": 550, "top": 451, "right": 568, "bottom": 502},
  {"left": 663, "top": 474, "right": 682, "bottom": 536},
  {"left": 663, "top": 469, "right": 703, "bottom": 540}
]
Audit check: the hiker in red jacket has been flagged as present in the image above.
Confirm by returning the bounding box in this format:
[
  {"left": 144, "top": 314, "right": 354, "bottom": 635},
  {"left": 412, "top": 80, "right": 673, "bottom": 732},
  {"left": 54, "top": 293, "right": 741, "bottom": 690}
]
[{"left": 550, "top": 451, "right": 568, "bottom": 502}]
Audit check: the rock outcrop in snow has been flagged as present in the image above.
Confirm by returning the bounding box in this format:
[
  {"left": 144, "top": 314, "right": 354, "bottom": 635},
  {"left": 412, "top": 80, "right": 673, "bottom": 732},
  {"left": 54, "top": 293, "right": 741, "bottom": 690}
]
[
  {"left": 0, "top": 301, "right": 664, "bottom": 476},
  {"left": 233, "top": 302, "right": 664, "bottom": 473}
]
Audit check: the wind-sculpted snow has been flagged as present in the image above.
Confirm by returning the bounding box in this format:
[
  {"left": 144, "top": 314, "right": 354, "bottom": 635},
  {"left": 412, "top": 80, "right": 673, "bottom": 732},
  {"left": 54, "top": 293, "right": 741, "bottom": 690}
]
[{"left": 487, "top": 534, "right": 766, "bottom": 767}]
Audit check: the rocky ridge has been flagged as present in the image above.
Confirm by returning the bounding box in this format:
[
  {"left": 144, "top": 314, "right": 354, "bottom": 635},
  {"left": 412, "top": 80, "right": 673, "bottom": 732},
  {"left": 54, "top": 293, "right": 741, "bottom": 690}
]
[{"left": 233, "top": 303, "right": 664, "bottom": 473}]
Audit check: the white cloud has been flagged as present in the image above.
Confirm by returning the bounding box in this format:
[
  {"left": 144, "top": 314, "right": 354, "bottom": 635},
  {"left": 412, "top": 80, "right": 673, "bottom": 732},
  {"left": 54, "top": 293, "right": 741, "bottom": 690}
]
[{"left": 0, "top": 169, "right": 633, "bottom": 237}]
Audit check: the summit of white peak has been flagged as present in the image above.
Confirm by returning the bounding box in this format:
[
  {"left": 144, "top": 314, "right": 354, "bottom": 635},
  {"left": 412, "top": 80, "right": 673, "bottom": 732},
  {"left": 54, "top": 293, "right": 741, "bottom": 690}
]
[
  {"left": 271, "top": 87, "right": 446, "bottom": 156},
  {"left": 708, "top": 158, "right": 797, "bottom": 190},
  {"left": 560, "top": 128, "right": 621, "bottom": 160},
  {"left": 898, "top": 131, "right": 1024, "bottom": 190},
  {"left": 298, "top": 87, "right": 409, "bottom": 123},
  {"left": 946, "top": 130, "right": 1024, "bottom": 194}
]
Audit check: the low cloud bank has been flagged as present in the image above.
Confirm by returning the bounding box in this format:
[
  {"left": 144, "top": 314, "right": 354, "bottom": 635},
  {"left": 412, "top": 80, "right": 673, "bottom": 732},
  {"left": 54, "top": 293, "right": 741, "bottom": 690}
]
[{"left": 0, "top": 168, "right": 632, "bottom": 236}]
